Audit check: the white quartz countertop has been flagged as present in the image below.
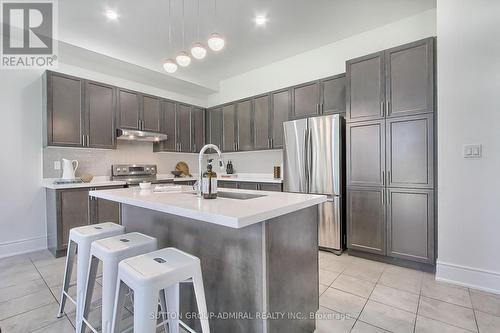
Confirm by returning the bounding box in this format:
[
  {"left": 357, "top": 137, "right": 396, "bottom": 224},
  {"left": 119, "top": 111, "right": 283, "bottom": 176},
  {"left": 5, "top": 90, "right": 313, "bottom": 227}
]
[
  {"left": 89, "top": 186, "right": 325, "bottom": 229},
  {"left": 42, "top": 177, "right": 126, "bottom": 189}
]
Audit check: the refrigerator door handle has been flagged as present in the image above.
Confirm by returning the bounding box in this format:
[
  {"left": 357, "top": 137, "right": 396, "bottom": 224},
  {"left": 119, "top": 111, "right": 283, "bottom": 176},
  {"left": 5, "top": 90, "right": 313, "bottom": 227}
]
[
  {"left": 307, "top": 127, "right": 313, "bottom": 192},
  {"left": 304, "top": 129, "right": 309, "bottom": 192}
]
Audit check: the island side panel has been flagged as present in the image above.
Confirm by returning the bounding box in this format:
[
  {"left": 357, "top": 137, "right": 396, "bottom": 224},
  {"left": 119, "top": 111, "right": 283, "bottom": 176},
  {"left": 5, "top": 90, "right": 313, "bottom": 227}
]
[
  {"left": 266, "top": 205, "right": 319, "bottom": 333},
  {"left": 121, "top": 204, "right": 265, "bottom": 333}
]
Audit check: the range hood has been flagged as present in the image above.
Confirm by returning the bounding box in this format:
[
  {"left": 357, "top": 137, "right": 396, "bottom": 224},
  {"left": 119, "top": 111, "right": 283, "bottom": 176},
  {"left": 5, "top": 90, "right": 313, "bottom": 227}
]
[{"left": 116, "top": 128, "right": 168, "bottom": 142}]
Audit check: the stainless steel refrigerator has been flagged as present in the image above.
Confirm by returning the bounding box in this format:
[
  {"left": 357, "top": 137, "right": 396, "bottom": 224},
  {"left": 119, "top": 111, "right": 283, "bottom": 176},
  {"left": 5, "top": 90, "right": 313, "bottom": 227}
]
[{"left": 283, "top": 114, "right": 345, "bottom": 252}]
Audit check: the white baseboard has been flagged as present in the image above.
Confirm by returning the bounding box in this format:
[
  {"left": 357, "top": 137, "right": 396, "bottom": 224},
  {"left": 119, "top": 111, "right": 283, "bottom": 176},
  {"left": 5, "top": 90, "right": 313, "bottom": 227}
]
[
  {"left": 0, "top": 236, "right": 47, "bottom": 259},
  {"left": 436, "top": 260, "right": 500, "bottom": 295}
]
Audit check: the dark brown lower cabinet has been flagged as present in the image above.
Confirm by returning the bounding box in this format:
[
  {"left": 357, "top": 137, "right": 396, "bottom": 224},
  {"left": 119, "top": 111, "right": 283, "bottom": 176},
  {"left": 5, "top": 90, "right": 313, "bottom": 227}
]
[
  {"left": 217, "top": 181, "right": 282, "bottom": 191},
  {"left": 238, "top": 182, "right": 259, "bottom": 190},
  {"left": 347, "top": 187, "right": 386, "bottom": 255},
  {"left": 46, "top": 186, "right": 124, "bottom": 257}
]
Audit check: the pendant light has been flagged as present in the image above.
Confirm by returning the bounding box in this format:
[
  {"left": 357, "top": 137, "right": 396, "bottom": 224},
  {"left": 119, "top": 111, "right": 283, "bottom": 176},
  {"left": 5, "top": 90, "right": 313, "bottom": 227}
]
[
  {"left": 208, "top": 0, "right": 225, "bottom": 52},
  {"left": 191, "top": 0, "right": 207, "bottom": 60},
  {"left": 176, "top": 0, "right": 191, "bottom": 67},
  {"left": 163, "top": 0, "right": 177, "bottom": 73}
]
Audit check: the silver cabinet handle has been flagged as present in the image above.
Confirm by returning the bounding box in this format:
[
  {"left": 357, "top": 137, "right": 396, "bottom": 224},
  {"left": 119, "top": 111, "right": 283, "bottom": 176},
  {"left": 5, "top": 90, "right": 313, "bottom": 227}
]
[
  {"left": 87, "top": 135, "right": 90, "bottom": 147},
  {"left": 382, "top": 190, "right": 384, "bottom": 205},
  {"left": 82, "top": 134, "right": 85, "bottom": 146},
  {"left": 382, "top": 171, "right": 385, "bottom": 185},
  {"left": 381, "top": 101, "right": 385, "bottom": 117},
  {"left": 388, "top": 171, "right": 391, "bottom": 184},
  {"left": 387, "top": 101, "right": 391, "bottom": 116},
  {"left": 387, "top": 190, "right": 391, "bottom": 205}
]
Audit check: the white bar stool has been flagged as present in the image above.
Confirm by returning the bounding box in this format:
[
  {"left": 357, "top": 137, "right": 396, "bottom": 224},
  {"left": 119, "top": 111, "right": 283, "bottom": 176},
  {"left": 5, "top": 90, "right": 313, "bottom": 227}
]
[
  {"left": 80, "top": 232, "right": 158, "bottom": 333},
  {"left": 57, "top": 222, "right": 125, "bottom": 328},
  {"left": 111, "top": 248, "right": 210, "bottom": 333}
]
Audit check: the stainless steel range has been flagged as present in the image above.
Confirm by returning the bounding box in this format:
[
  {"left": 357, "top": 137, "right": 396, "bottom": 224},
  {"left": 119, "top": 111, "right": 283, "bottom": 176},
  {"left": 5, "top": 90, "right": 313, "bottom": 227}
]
[{"left": 111, "top": 164, "right": 165, "bottom": 185}]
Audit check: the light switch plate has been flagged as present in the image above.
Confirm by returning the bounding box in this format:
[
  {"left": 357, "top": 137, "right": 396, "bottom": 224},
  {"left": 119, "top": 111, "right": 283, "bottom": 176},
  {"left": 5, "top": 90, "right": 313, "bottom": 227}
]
[
  {"left": 463, "top": 144, "right": 482, "bottom": 158},
  {"left": 54, "top": 160, "right": 61, "bottom": 170}
]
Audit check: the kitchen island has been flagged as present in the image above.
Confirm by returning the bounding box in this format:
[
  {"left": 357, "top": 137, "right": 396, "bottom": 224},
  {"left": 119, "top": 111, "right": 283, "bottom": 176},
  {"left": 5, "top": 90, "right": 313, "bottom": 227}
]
[{"left": 89, "top": 186, "right": 326, "bottom": 333}]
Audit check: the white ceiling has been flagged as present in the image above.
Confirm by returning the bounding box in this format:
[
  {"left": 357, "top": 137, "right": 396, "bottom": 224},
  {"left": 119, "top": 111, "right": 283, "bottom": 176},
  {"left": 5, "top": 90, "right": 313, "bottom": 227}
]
[{"left": 59, "top": 0, "right": 436, "bottom": 92}]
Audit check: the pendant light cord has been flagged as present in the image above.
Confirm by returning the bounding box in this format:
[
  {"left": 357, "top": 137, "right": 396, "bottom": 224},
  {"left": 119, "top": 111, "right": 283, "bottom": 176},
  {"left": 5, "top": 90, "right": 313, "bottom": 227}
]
[
  {"left": 168, "top": 0, "right": 172, "bottom": 46},
  {"left": 182, "top": 0, "right": 185, "bottom": 49},
  {"left": 197, "top": 0, "right": 200, "bottom": 40}
]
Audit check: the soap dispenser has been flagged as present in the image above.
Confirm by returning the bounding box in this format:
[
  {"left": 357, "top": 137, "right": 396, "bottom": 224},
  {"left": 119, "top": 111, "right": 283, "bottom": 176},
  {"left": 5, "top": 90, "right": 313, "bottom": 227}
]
[
  {"left": 202, "top": 159, "right": 218, "bottom": 199},
  {"left": 226, "top": 160, "right": 234, "bottom": 174}
]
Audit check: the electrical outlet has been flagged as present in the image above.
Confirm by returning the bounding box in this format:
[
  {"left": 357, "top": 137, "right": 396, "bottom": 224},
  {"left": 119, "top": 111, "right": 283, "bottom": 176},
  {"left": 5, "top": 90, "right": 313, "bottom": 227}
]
[
  {"left": 54, "top": 160, "right": 61, "bottom": 170},
  {"left": 463, "top": 144, "right": 482, "bottom": 158}
]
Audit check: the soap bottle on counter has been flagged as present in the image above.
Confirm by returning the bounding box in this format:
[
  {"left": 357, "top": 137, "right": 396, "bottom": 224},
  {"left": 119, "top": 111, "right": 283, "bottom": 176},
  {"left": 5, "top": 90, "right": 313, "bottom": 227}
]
[{"left": 202, "top": 160, "right": 218, "bottom": 199}]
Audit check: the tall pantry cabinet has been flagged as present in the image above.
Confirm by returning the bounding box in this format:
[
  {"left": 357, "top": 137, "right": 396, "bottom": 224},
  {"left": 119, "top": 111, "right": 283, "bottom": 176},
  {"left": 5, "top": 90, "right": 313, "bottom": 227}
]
[{"left": 346, "top": 38, "right": 436, "bottom": 266}]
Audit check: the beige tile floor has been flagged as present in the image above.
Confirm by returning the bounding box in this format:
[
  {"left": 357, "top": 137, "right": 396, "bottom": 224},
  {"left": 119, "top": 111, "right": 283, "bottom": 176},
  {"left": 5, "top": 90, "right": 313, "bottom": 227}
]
[{"left": 1, "top": 249, "right": 499, "bottom": 332}]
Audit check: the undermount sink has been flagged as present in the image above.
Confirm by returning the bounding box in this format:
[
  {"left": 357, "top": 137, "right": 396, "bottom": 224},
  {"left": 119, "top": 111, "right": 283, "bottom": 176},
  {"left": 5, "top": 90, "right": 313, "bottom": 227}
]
[{"left": 216, "top": 192, "right": 267, "bottom": 200}]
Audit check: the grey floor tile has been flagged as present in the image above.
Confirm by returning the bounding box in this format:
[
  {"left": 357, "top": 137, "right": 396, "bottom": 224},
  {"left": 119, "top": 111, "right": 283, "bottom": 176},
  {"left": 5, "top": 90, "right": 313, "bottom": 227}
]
[
  {"left": 470, "top": 290, "right": 500, "bottom": 317},
  {"left": 50, "top": 283, "right": 103, "bottom": 315},
  {"left": 319, "top": 269, "right": 339, "bottom": 286},
  {"left": 342, "top": 262, "right": 384, "bottom": 283},
  {"left": 37, "top": 261, "right": 77, "bottom": 287},
  {"left": 31, "top": 317, "right": 75, "bottom": 333},
  {"left": 331, "top": 274, "right": 375, "bottom": 298},
  {"left": 475, "top": 310, "right": 500, "bottom": 333},
  {"left": 418, "top": 296, "right": 477, "bottom": 332},
  {"left": 421, "top": 278, "right": 472, "bottom": 308},
  {"left": 0, "top": 302, "right": 63, "bottom": 333},
  {"left": 378, "top": 269, "right": 422, "bottom": 295},
  {"left": 415, "top": 315, "right": 475, "bottom": 333},
  {"left": 0, "top": 279, "right": 47, "bottom": 303},
  {"left": 351, "top": 320, "right": 390, "bottom": 332},
  {"left": 360, "top": 300, "right": 416, "bottom": 333},
  {"left": 0, "top": 288, "right": 57, "bottom": 321},
  {"left": 319, "top": 283, "right": 328, "bottom": 296},
  {"left": 319, "top": 288, "right": 367, "bottom": 318},
  {"left": 320, "top": 257, "right": 350, "bottom": 273},
  {"left": 0, "top": 254, "right": 31, "bottom": 270},
  {"left": 370, "top": 284, "right": 419, "bottom": 313},
  {"left": 315, "top": 306, "right": 356, "bottom": 333},
  {"left": 0, "top": 265, "right": 42, "bottom": 289}
]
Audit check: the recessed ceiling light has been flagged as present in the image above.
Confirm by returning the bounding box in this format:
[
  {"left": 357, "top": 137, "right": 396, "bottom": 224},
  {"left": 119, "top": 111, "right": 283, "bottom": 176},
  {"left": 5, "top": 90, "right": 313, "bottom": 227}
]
[
  {"left": 105, "top": 9, "right": 119, "bottom": 21},
  {"left": 255, "top": 15, "right": 268, "bottom": 26}
]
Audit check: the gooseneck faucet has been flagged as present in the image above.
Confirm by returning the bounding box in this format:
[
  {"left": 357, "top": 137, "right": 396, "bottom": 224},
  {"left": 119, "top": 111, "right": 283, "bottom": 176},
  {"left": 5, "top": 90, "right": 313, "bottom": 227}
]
[{"left": 197, "top": 144, "right": 224, "bottom": 197}]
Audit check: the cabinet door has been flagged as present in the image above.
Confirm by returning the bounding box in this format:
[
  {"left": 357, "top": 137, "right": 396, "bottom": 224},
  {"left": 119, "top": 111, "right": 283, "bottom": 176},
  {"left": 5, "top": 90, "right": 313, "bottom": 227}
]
[
  {"left": 192, "top": 107, "right": 205, "bottom": 152},
  {"left": 158, "top": 100, "right": 177, "bottom": 151},
  {"left": 59, "top": 189, "right": 89, "bottom": 247},
  {"left": 292, "top": 81, "right": 320, "bottom": 119},
  {"left": 118, "top": 89, "right": 140, "bottom": 129},
  {"left": 386, "top": 38, "right": 434, "bottom": 118},
  {"left": 271, "top": 89, "right": 290, "bottom": 149},
  {"left": 386, "top": 114, "right": 434, "bottom": 188},
  {"left": 94, "top": 198, "right": 121, "bottom": 224},
  {"left": 142, "top": 95, "right": 161, "bottom": 132},
  {"left": 86, "top": 81, "right": 116, "bottom": 149},
  {"left": 47, "top": 72, "right": 84, "bottom": 147},
  {"left": 347, "top": 187, "right": 385, "bottom": 255},
  {"left": 346, "top": 52, "right": 385, "bottom": 122},
  {"left": 259, "top": 183, "right": 282, "bottom": 192},
  {"left": 222, "top": 104, "right": 236, "bottom": 152},
  {"left": 207, "top": 108, "right": 222, "bottom": 150},
  {"left": 238, "top": 182, "right": 259, "bottom": 190},
  {"left": 387, "top": 189, "right": 434, "bottom": 263},
  {"left": 177, "top": 104, "right": 192, "bottom": 152},
  {"left": 236, "top": 99, "right": 253, "bottom": 151},
  {"left": 346, "top": 120, "right": 385, "bottom": 187},
  {"left": 253, "top": 94, "right": 271, "bottom": 150},
  {"left": 219, "top": 181, "right": 237, "bottom": 189},
  {"left": 321, "top": 74, "right": 346, "bottom": 115}
]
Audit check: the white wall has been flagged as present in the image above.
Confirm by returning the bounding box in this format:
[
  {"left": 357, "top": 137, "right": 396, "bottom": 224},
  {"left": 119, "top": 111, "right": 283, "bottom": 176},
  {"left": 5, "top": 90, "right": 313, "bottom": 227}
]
[
  {"left": 207, "top": 9, "right": 436, "bottom": 106},
  {"left": 436, "top": 0, "right": 500, "bottom": 293}
]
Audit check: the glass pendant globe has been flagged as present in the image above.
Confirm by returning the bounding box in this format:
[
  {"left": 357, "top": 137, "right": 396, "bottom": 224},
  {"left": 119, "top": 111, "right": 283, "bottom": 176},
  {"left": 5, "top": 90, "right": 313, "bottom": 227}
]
[
  {"left": 176, "top": 51, "right": 191, "bottom": 67},
  {"left": 207, "top": 33, "right": 225, "bottom": 51},
  {"left": 191, "top": 43, "right": 207, "bottom": 60},
  {"left": 163, "top": 59, "right": 178, "bottom": 73}
]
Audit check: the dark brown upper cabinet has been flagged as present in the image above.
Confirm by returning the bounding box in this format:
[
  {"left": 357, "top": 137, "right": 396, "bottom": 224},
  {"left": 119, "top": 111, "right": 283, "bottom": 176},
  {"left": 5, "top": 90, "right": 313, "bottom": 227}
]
[
  {"left": 192, "top": 107, "right": 205, "bottom": 152},
  {"left": 386, "top": 38, "right": 434, "bottom": 118},
  {"left": 177, "top": 103, "right": 192, "bottom": 152},
  {"left": 117, "top": 89, "right": 141, "bottom": 130},
  {"left": 142, "top": 95, "right": 161, "bottom": 132},
  {"left": 206, "top": 107, "right": 222, "bottom": 151},
  {"left": 44, "top": 71, "right": 85, "bottom": 147},
  {"left": 346, "top": 52, "right": 385, "bottom": 122},
  {"left": 236, "top": 99, "right": 253, "bottom": 151},
  {"left": 157, "top": 100, "right": 177, "bottom": 151},
  {"left": 321, "top": 74, "right": 346, "bottom": 115},
  {"left": 271, "top": 89, "right": 291, "bottom": 149},
  {"left": 253, "top": 94, "right": 271, "bottom": 150},
  {"left": 291, "top": 81, "right": 320, "bottom": 119},
  {"left": 222, "top": 104, "right": 237, "bottom": 152},
  {"left": 85, "top": 81, "right": 116, "bottom": 149}
]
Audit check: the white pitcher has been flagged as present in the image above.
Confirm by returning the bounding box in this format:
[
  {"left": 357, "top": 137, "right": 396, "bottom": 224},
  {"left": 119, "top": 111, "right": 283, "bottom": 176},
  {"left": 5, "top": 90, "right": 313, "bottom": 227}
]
[{"left": 61, "top": 159, "right": 79, "bottom": 180}]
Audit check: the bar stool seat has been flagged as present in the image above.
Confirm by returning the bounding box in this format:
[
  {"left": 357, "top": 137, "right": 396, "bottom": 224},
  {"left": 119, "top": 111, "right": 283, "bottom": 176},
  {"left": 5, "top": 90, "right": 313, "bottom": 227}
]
[
  {"left": 112, "top": 247, "right": 210, "bottom": 333},
  {"left": 80, "top": 232, "right": 158, "bottom": 333},
  {"left": 57, "top": 223, "right": 125, "bottom": 328}
]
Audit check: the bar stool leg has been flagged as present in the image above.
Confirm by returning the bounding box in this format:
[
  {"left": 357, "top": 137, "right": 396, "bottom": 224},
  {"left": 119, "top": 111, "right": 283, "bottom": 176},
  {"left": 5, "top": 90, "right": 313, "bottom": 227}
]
[
  {"left": 165, "top": 284, "right": 180, "bottom": 333},
  {"left": 76, "top": 241, "right": 92, "bottom": 332},
  {"left": 111, "top": 279, "right": 128, "bottom": 333},
  {"left": 79, "top": 255, "right": 99, "bottom": 333},
  {"left": 100, "top": 260, "right": 120, "bottom": 333},
  {"left": 192, "top": 268, "right": 210, "bottom": 333},
  {"left": 159, "top": 289, "right": 169, "bottom": 333},
  {"left": 57, "top": 240, "right": 77, "bottom": 318},
  {"left": 134, "top": 287, "right": 159, "bottom": 333}
]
